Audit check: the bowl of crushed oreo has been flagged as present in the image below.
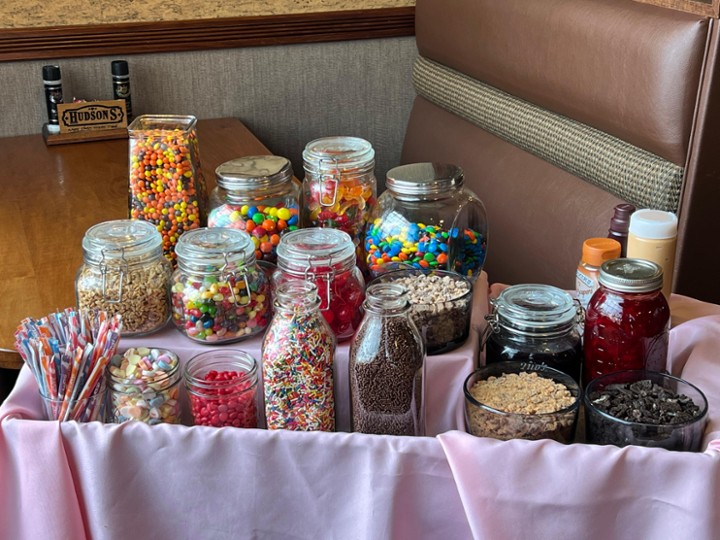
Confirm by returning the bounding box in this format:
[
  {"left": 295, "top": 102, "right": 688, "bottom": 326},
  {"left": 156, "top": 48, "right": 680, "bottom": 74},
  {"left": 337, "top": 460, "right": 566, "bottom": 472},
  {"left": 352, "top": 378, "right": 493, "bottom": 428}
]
[{"left": 584, "top": 370, "right": 709, "bottom": 452}]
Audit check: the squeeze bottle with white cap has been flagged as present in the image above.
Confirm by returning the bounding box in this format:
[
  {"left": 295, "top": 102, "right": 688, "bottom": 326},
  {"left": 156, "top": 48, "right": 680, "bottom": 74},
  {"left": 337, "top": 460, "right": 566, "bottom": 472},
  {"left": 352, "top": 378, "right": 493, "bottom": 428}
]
[{"left": 626, "top": 209, "right": 678, "bottom": 299}]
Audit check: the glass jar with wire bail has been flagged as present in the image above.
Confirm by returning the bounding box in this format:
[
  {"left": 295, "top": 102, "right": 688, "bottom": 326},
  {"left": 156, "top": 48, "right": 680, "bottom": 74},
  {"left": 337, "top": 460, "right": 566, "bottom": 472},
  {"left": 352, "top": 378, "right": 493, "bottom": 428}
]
[
  {"left": 274, "top": 228, "right": 365, "bottom": 342},
  {"left": 208, "top": 155, "right": 301, "bottom": 264},
  {"left": 483, "top": 284, "right": 583, "bottom": 383},
  {"left": 364, "top": 163, "right": 488, "bottom": 282},
  {"left": 76, "top": 219, "right": 172, "bottom": 336},
  {"left": 171, "top": 227, "right": 272, "bottom": 343},
  {"left": 301, "top": 136, "right": 377, "bottom": 250}
]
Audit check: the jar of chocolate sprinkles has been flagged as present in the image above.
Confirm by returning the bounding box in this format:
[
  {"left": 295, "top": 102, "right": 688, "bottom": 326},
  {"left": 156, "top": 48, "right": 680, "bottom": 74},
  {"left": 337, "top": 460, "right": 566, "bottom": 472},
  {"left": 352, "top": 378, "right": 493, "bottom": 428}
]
[{"left": 349, "top": 282, "right": 425, "bottom": 436}]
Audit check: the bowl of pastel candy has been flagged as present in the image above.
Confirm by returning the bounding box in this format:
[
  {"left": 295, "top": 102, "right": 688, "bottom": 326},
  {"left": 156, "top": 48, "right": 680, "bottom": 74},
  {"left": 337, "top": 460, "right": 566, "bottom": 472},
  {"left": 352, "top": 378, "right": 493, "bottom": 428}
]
[
  {"left": 370, "top": 268, "right": 472, "bottom": 354},
  {"left": 584, "top": 370, "right": 708, "bottom": 451}
]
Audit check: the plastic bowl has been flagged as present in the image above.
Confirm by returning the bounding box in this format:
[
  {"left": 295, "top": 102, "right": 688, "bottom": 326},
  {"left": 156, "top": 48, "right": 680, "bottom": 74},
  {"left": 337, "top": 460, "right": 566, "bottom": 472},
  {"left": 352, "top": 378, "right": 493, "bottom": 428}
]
[
  {"left": 370, "top": 268, "right": 472, "bottom": 354},
  {"left": 463, "top": 361, "right": 581, "bottom": 442},
  {"left": 584, "top": 370, "right": 708, "bottom": 451}
]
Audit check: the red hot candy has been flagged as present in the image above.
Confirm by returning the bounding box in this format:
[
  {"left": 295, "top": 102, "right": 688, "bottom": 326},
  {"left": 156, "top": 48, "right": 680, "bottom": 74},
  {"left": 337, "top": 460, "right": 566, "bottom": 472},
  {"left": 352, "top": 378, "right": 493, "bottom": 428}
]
[{"left": 187, "top": 370, "right": 258, "bottom": 428}]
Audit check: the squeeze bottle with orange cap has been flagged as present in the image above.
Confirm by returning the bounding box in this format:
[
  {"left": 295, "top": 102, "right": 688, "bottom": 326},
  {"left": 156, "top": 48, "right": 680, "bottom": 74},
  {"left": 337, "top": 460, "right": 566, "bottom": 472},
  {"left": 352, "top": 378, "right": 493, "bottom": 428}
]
[
  {"left": 576, "top": 237, "right": 622, "bottom": 310},
  {"left": 626, "top": 209, "right": 678, "bottom": 299}
]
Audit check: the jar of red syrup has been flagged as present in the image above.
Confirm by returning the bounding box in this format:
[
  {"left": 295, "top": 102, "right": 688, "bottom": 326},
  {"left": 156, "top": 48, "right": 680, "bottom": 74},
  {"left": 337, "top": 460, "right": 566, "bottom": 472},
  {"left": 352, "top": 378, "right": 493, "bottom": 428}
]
[
  {"left": 274, "top": 227, "right": 365, "bottom": 342},
  {"left": 583, "top": 258, "right": 670, "bottom": 385}
]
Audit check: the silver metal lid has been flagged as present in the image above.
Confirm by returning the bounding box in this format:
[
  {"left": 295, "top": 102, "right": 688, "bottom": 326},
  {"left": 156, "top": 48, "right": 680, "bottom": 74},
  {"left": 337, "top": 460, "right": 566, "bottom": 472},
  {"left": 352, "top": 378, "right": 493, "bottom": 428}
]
[
  {"left": 385, "top": 163, "right": 463, "bottom": 199},
  {"left": 598, "top": 258, "right": 663, "bottom": 293},
  {"left": 215, "top": 155, "right": 293, "bottom": 190},
  {"left": 302, "top": 136, "right": 375, "bottom": 175},
  {"left": 82, "top": 219, "right": 161, "bottom": 265},
  {"left": 276, "top": 227, "right": 356, "bottom": 273}
]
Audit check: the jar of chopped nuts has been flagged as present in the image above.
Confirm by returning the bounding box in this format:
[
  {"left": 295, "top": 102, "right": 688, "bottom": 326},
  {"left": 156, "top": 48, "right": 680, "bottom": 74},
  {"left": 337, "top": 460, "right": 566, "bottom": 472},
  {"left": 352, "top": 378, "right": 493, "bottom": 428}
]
[{"left": 76, "top": 219, "right": 172, "bottom": 336}]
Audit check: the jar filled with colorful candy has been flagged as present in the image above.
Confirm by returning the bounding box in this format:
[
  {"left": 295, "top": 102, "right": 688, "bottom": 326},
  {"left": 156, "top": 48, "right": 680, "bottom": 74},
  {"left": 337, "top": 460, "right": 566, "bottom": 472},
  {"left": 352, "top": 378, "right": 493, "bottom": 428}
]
[
  {"left": 128, "top": 114, "right": 208, "bottom": 264},
  {"left": 364, "top": 163, "right": 488, "bottom": 281},
  {"left": 208, "top": 155, "right": 300, "bottom": 263},
  {"left": 171, "top": 227, "right": 272, "bottom": 343},
  {"left": 76, "top": 219, "right": 172, "bottom": 337},
  {"left": 274, "top": 228, "right": 365, "bottom": 342},
  {"left": 301, "top": 136, "right": 376, "bottom": 249},
  {"left": 262, "top": 280, "right": 336, "bottom": 431}
]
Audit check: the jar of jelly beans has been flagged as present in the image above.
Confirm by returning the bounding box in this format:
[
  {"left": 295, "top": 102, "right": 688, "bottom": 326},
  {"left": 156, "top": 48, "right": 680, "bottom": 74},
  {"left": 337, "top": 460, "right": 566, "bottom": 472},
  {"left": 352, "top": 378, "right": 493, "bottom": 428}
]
[
  {"left": 208, "top": 155, "right": 300, "bottom": 264},
  {"left": 301, "top": 136, "right": 376, "bottom": 249},
  {"left": 171, "top": 227, "right": 272, "bottom": 343},
  {"left": 583, "top": 258, "right": 670, "bottom": 386},
  {"left": 364, "top": 163, "right": 487, "bottom": 281},
  {"left": 484, "top": 284, "right": 583, "bottom": 383},
  {"left": 128, "top": 115, "right": 208, "bottom": 264},
  {"left": 76, "top": 219, "right": 172, "bottom": 336},
  {"left": 274, "top": 228, "right": 365, "bottom": 342}
]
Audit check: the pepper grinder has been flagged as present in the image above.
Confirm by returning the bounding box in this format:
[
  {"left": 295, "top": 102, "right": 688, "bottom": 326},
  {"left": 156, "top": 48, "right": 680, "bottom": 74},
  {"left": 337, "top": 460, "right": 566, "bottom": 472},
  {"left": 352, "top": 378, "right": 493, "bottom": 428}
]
[
  {"left": 111, "top": 60, "right": 133, "bottom": 121},
  {"left": 607, "top": 203, "right": 636, "bottom": 257},
  {"left": 43, "top": 65, "right": 64, "bottom": 134}
]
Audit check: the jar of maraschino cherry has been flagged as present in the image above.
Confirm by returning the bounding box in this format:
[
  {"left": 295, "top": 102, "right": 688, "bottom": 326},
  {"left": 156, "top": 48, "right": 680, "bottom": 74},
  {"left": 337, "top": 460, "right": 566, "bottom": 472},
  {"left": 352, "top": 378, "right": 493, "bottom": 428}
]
[
  {"left": 274, "top": 228, "right": 365, "bottom": 341},
  {"left": 583, "top": 258, "right": 670, "bottom": 386}
]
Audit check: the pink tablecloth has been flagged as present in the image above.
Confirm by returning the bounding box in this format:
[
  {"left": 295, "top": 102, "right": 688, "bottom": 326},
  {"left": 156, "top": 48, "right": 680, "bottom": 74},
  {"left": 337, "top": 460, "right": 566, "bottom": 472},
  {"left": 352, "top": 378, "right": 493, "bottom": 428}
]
[{"left": 2, "top": 281, "right": 720, "bottom": 540}]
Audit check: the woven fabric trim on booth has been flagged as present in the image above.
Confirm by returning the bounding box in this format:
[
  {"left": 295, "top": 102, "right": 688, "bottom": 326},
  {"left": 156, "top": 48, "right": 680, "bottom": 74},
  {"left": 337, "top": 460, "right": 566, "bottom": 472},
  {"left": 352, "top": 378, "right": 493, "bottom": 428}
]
[{"left": 413, "top": 56, "right": 683, "bottom": 213}]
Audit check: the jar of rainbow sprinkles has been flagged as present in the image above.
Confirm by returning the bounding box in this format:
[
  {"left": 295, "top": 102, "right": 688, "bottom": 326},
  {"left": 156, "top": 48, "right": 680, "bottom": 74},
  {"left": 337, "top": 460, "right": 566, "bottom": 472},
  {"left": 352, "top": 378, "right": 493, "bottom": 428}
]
[{"left": 364, "top": 163, "right": 488, "bottom": 281}]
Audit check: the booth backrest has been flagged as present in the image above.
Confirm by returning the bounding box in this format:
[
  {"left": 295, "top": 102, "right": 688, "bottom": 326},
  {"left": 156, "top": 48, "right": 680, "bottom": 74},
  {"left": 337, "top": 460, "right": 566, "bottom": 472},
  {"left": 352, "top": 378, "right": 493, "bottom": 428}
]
[{"left": 402, "top": 0, "right": 720, "bottom": 303}]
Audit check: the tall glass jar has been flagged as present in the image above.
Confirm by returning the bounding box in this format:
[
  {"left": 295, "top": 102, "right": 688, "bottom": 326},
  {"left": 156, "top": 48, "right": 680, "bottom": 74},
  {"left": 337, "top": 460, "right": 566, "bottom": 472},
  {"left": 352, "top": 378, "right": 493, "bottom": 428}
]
[
  {"left": 364, "top": 163, "right": 488, "bottom": 281},
  {"left": 262, "top": 281, "right": 336, "bottom": 431},
  {"left": 208, "top": 155, "right": 300, "bottom": 264},
  {"left": 349, "top": 283, "right": 425, "bottom": 436},
  {"left": 274, "top": 228, "right": 365, "bottom": 341},
  {"left": 183, "top": 350, "right": 259, "bottom": 428},
  {"left": 583, "top": 258, "right": 670, "bottom": 386},
  {"left": 171, "top": 227, "right": 272, "bottom": 343},
  {"left": 128, "top": 114, "right": 208, "bottom": 264},
  {"left": 76, "top": 219, "right": 171, "bottom": 336},
  {"left": 301, "top": 136, "right": 376, "bottom": 250},
  {"left": 484, "top": 284, "right": 583, "bottom": 383}
]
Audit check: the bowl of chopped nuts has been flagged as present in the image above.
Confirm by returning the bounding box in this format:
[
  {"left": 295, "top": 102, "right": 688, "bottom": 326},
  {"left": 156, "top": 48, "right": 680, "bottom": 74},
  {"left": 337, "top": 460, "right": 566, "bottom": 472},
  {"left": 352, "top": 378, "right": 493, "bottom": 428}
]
[
  {"left": 463, "top": 361, "right": 581, "bottom": 442},
  {"left": 584, "top": 370, "right": 708, "bottom": 451},
  {"left": 370, "top": 268, "right": 472, "bottom": 354}
]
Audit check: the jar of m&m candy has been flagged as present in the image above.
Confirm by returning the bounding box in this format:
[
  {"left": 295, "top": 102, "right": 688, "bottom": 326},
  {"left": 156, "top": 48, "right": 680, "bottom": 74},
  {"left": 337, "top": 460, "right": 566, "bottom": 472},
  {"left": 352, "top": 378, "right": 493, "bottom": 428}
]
[
  {"left": 183, "top": 350, "right": 259, "bottom": 428},
  {"left": 76, "top": 219, "right": 172, "bottom": 336},
  {"left": 208, "top": 155, "right": 300, "bottom": 263},
  {"left": 364, "top": 163, "right": 488, "bottom": 281},
  {"left": 128, "top": 114, "right": 208, "bottom": 264},
  {"left": 301, "top": 136, "right": 376, "bottom": 248},
  {"left": 583, "top": 258, "right": 670, "bottom": 386},
  {"left": 274, "top": 228, "right": 365, "bottom": 342},
  {"left": 262, "top": 280, "right": 336, "bottom": 431},
  {"left": 171, "top": 227, "right": 272, "bottom": 343}
]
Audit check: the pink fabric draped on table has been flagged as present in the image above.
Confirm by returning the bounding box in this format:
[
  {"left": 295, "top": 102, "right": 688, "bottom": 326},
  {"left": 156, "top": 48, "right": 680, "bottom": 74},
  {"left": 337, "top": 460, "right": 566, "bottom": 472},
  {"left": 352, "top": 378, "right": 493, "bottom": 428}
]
[{"left": 2, "top": 273, "right": 719, "bottom": 540}]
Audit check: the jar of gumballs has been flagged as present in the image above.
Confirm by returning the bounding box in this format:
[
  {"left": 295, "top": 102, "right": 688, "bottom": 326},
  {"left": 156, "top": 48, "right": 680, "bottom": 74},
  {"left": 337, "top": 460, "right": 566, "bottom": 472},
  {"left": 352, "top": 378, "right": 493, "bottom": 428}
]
[
  {"left": 274, "top": 228, "right": 365, "bottom": 342},
  {"left": 127, "top": 114, "right": 208, "bottom": 264},
  {"left": 301, "top": 136, "right": 376, "bottom": 250},
  {"left": 364, "top": 163, "right": 488, "bottom": 281},
  {"left": 208, "top": 155, "right": 300, "bottom": 264},
  {"left": 171, "top": 227, "right": 272, "bottom": 343}
]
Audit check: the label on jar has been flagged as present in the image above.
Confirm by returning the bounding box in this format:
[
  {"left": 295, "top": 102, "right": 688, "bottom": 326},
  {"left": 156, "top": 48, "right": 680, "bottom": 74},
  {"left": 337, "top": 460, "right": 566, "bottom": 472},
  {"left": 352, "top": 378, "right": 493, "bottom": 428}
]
[{"left": 576, "top": 268, "right": 597, "bottom": 310}]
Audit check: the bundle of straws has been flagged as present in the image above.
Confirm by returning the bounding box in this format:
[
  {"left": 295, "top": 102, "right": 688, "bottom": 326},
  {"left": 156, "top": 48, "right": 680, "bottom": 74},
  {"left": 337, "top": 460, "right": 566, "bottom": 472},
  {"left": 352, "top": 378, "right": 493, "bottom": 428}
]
[{"left": 14, "top": 308, "right": 123, "bottom": 422}]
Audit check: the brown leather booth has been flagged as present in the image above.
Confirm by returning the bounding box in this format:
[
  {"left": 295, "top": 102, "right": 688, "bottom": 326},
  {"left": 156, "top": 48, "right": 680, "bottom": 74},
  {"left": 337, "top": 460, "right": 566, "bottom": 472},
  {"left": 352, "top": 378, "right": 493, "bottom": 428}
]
[{"left": 403, "top": 0, "right": 720, "bottom": 304}]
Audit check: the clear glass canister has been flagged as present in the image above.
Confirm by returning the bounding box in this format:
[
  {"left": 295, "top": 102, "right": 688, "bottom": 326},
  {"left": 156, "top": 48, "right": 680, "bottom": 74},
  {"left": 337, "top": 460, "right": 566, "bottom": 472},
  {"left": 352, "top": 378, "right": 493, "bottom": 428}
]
[
  {"left": 208, "top": 155, "right": 300, "bottom": 264},
  {"left": 274, "top": 227, "right": 365, "bottom": 341},
  {"left": 364, "top": 163, "right": 488, "bottom": 281},
  {"left": 484, "top": 284, "right": 583, "bottom": 383},
  {"left": 349, "top": 283, "right": 425, "bottom": 436},
  {"left": 107, "top": 347, "right": 182, "bottom": 424},
  {"left": 128, "top": 114, "right": 208, "bottom": 264},
  {"left": 171, "top": 227, "right": 272, "bottom": 343},
  {"left": 302, "top": 136, "right": 377, "bottom": 249},
  {"left": 183, "top": 349, "right": 259, "bottom": 428},
  {"left": 583, "top": 258, "right": 670, "bottom": 386},
  {"left": 76, "top": 219, "right": 172, "bottom": 336},
  {"left": 262, "top": 280, "right": 336, "bottom": 431}
]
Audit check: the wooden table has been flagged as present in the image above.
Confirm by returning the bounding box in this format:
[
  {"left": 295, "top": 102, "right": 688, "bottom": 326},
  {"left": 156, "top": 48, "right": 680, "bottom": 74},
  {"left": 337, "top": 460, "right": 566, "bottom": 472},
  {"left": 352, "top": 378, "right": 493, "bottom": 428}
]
[{"left": 0, "top": 118, "right": 273, "bottom": 370}]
